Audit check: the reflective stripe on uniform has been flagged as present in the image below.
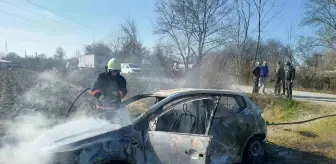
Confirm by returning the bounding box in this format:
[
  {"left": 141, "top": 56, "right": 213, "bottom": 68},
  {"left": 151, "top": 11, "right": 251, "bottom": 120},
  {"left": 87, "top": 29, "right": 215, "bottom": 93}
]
[
  {"left": 92, "top": 89, "right": 101, "bottom": 96},
  {"left": 118, "top": 90, "right": 123, "bottom": 97}
]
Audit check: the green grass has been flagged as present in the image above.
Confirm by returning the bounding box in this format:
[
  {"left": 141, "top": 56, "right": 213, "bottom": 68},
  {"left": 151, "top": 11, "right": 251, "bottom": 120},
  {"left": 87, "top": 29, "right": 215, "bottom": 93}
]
[
  {"left": 249, "top": 94, "right": 334, "bottom": 123},
  {"left": 250, "top": 94, "right": 336, "bottom": 162}
]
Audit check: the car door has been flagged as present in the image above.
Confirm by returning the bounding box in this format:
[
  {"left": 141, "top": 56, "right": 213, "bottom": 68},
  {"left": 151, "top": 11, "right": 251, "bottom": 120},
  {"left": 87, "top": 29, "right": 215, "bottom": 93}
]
[
  {"left": 144, "top": 98, "right": 214, "bottom": 164},
  {"left": 146, "top": 131, "right": 211, "bottom": 164},
  {"left": 208, "top": 95, "right": 248, "bottom": 160}
]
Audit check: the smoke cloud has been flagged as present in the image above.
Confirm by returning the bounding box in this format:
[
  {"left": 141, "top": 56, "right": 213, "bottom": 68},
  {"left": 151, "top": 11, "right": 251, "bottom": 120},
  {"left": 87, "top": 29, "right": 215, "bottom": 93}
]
[{"left": 0, "top": 57, "right": 238, "bottom": 163}]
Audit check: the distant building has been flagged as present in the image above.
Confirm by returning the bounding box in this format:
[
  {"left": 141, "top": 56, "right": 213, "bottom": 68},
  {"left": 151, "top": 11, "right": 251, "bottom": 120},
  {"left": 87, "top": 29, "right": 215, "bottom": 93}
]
[{"left": 0, "top": 59, "right": 11, "bottom": 70}]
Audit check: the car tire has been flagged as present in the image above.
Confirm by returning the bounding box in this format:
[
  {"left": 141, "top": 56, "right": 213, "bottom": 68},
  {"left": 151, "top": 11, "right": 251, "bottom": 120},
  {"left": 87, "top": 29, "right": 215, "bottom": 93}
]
[{"left": 242, "top": 136, "right": 265, "bottom": 164}]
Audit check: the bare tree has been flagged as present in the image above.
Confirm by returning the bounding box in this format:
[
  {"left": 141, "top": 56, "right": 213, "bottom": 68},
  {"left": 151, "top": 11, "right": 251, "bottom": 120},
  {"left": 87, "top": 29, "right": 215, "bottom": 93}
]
[
  {"left": 186, "top": 0, "right": 233, "bottom": 64},
  {"left": 84, "top": 41, "right": 112, "bottom": 56},
  {"left": 154, "top": 0, "right": 195, "bottom": 71},
  {"left": 109, "top": 31, "right": 124, "bottom": 56},
  {"left": 302, "top": 0, "right": 336, "bottom": 51},
  {"left": 154, "top": 0, "right": 233, "bottom": 66},
  {"left": 120, "top": 19, "right": 147, "bottom": 64},
  {"left": 323, "top": 51, "right": 336, "bottom": 70},
  {"left": 53, "top": 46, "right": 66, "bottom": 68},
  {"left": 151, "top": 42, "right": 175, "bottom": 70},
  {"left": 54, "top": 47, "right": 66, "bottom": 61},
  {"left": 234, "top": 0, "right": 254, "bottom": 75},
  {"left": 252, "top": 0, "right": 282, "bottom": 64},
  {"left": 296, "top": 36, "right": 322, "bottom": 60}
]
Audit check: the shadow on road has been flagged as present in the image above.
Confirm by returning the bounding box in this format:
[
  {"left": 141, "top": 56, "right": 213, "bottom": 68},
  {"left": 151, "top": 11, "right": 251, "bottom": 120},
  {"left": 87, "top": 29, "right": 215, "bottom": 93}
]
[
  {"left": 263, "top": 142, "right": 336, "bottom": 164},
  {"left": 293, "top": 95, "right": 336, "bottom": 103}
]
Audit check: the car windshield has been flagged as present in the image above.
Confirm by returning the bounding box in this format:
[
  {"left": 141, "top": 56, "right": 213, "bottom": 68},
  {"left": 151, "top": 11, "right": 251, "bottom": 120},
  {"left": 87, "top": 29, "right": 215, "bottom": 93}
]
[{"left": 129, "top": 64, "right": 140, "bottom": 68}]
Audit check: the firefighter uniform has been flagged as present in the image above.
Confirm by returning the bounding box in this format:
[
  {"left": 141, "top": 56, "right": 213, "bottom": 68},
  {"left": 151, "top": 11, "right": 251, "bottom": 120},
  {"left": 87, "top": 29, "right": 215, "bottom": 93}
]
[{"left": 91, "top": 58, "right": 127, "bottom": 110}]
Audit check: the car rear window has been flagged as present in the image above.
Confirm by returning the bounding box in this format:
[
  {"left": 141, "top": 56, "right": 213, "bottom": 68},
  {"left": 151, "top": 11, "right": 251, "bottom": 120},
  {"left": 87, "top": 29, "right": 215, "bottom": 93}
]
[{"left": 214, "top": 95, "right": 247, "bottom": 118}]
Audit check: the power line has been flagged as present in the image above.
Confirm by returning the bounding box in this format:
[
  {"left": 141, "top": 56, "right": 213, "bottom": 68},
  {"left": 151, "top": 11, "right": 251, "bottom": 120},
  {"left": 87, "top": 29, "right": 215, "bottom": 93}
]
[
  {"left": 0, "top": 32, "right": 80, "bottom": 47},
  {"left": 26, "top": 0, "right": 94, "bottom": 30},
  {"left": 5, "top": 40, "right": 7, "bottom": 54},
  {"left": 0, "top": 0, "right": 87, "bottom": 35},
  {"left": 0, "top": 11, "right": 87, "bottom": 37},
  {"left": 0, "top": 32, "right": 44, "bottom": 43},
  {"left": 0, "top": 9, "right": 42, "bottom": 24},
  {"left": 0, "top": 0, "right": 67, "bottom": 26}
]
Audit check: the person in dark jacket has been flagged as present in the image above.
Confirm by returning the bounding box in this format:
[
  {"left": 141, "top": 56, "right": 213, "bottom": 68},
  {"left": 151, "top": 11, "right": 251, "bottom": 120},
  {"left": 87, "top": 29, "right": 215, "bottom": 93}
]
[
  {"left": 91, "top": 58, "right": 127, "bottom": 110},
  {"left": 274, "top": 61, "right": 285, "bottom": 95},
  {"left": 252, "top": 62, "right": 261, "bottom": 93},
  {"left": 259, "top": 61, "right": 269, "bottom": 94},
  {"left": 284, "top": 61, "right": 295, "bottom": 99}
]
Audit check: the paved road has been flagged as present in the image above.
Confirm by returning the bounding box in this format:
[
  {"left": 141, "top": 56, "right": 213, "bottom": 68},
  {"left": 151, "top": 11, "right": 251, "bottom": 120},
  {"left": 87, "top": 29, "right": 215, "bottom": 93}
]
[
  {"left": 132, "top": 75, "right": 336, "bottom": 106},
  {"left": 233, "top": 85, "right": 336, "bottom": 106}
]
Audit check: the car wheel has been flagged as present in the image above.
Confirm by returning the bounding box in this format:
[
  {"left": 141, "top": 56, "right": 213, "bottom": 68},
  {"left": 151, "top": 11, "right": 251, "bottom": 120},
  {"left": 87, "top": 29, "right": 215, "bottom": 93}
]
[{"left": 243, "top": 136, "right": 265, "bottom": 164}]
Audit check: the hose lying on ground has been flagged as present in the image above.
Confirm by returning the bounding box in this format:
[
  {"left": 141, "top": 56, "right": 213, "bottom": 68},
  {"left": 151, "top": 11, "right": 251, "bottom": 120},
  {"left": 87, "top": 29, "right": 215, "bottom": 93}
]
[
  {"left": 66, "top": 88, "right": 91, "bottom": 117},
  {"left": 266, "top": 113, "right": 336, "bottom": 126}
]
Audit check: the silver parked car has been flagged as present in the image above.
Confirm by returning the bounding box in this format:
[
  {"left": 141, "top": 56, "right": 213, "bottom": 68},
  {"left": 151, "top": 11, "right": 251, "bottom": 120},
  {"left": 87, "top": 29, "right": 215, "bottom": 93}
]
[{"left": 33, "top": 88, "right": 267, "bottom": 164}]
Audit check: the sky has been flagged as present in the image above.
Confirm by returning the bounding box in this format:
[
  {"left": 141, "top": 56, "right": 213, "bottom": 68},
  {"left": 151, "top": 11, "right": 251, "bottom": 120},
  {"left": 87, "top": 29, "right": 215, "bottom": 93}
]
[{"left": 0, "top": 0, "right": 314, "bottom": 58}]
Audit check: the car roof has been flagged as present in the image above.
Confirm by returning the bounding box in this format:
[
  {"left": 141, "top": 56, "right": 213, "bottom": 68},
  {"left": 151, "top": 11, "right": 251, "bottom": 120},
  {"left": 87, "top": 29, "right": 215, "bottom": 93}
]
[
  {"left": 149, "top": 88, "right": 247, "bottom": 98},
  {"left": 131, "top": 88, "right": 250, "bottom": 124}
]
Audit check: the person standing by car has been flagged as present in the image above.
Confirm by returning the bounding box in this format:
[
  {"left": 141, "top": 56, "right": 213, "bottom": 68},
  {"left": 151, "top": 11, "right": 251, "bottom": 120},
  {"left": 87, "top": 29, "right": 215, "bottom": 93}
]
[
  {"left": 259, "top": 61, "right": 269, "bottom": 94},
  {"left": 284, "top": 61, "right": 295, "bottom": 99},
  {"left": 91, "top": 58, "right": 128, "bottom": 110},
  {"left": 252, "top": 62, "right": 261, "bottom": 93},
  {"left": 274, "top": 61, "right": 285, "bottom": 95}
]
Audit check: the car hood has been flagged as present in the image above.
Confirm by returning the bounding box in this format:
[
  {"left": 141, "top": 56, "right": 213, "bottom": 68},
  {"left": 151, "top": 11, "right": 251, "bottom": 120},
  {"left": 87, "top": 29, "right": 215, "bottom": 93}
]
[{"left": 32, "top": 117, "right": 122, "bottom": 152}]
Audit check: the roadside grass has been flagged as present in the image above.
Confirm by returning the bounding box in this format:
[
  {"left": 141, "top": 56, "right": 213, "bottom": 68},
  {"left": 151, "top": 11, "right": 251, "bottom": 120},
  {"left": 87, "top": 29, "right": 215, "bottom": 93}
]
[
  {"left": 250, "top": 94, "right": 336, "bottom": 162},
  {"left": 249, "top": 94, "right": 335, "bottom": 123}
]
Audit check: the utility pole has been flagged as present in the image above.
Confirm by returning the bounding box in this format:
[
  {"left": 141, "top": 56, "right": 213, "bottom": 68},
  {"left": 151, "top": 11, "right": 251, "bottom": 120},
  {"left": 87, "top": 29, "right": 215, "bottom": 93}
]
[
  {"left": 25, "top": 50, "right": 27, "bottom": 66},
  {"left": 5, "top": 40, "right": 7, "bottom": 55}
]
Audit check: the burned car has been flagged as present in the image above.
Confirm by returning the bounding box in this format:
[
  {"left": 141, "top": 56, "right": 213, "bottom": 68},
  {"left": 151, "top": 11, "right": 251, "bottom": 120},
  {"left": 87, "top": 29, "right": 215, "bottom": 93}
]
[{"left": 33, "top": 88, "right": 267, "bottom": 164}]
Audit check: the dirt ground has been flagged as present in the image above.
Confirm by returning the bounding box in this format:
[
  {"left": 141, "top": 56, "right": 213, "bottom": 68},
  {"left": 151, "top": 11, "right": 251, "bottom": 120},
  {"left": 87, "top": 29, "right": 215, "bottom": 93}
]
[{"left": 0, "top": 69, "right": 335, "bottom": 164}]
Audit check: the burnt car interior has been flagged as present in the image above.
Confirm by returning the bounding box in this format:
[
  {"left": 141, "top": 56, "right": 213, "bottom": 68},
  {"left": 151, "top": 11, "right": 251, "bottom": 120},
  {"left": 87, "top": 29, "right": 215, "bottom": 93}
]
[
  {"left": 149, "top": 94, "right": 248, "bottom": 139},
  {"left": 152, "top": 97, "right": 213, "bottom": 134}
]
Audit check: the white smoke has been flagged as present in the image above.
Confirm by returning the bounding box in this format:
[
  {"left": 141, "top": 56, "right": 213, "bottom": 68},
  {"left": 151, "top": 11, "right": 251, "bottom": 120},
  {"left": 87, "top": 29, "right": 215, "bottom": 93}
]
[
  {"left": 0, "top": 69, "right": 133, "bottom": 164},
  {"left": 0, "top": 57, "right": 238, "bottom": 164},
  {"left": 0, "top": 113, "right": 54, "bottom": 164}
]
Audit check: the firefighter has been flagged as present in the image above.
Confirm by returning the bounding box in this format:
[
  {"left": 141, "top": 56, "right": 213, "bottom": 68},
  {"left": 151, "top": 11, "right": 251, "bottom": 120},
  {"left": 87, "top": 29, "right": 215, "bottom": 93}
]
[
  {"left": 91, "top": 58, "right": 127, "bottom": 110},
  {"left": 284, "top": 61, "right": 295, "bottom": 99}
]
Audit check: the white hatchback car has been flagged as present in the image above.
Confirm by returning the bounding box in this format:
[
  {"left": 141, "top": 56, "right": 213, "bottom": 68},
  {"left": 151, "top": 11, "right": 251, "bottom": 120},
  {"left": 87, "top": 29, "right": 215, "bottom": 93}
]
[{"left": 121, "top": 63, "right": 141, "bottom": 74}]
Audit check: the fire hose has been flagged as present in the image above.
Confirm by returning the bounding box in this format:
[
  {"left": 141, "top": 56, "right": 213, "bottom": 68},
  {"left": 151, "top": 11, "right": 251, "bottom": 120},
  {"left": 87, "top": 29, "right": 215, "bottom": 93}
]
[
  {"left": 66, "top": 88, "right": 336, "bottom": 124},
  {"left": 66, "top": 87, "right": 91, "bottom": 117},
  {"left": 266, "top": 113, "right": 336, "bottom": 126}
]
